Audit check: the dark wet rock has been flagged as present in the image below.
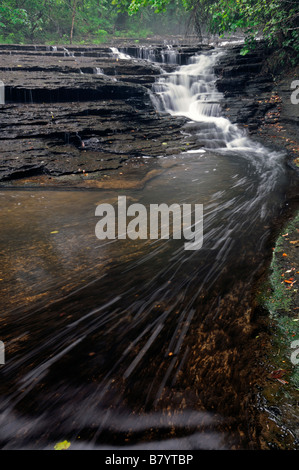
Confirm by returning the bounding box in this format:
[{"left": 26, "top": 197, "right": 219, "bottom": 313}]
[
  {"left": 116, "top": 43, "right": 214, "bottom": 66},
  {"left": 212, "top": 43, "right": 288, "bottom": 134},
  {"left": 0, "top": 44, "right": 207, "bottom": 183},
  {"left": 0, "top": 97, "right": 195, "bottom": 182},
  {"left": 215, "top": 47, "right": 299, "bottom": 173},
  {"left": 267, "top": 405, "right": 282, "bottom": 416},
  {"left": 0, "top": 42, "right": 297, "bottom": 185}
]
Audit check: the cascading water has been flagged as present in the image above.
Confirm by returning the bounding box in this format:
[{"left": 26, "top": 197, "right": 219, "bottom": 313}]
[
  {"left": 94, "top": 67, "right": 104, "bottom": 75},
  {"left": 150, "top": 48, "right": 286, "bottom": 219},
  {"left": 117, "top": 45, "right": 179, "bottom": 64},
  {"left": 110, "top": 47, "right": 131, "bottom": 60},
  {"left": 62, "top": 47, "right": 75, "bottom": 57},
  {"left": 151, "top": 50, "right": 256, "bottom": 150},
  {"left": 163, "top": 45, "right": 178, "bottom": 64},
  {"left": 151, "top": 52, "right": 231, "bottom": 148}
]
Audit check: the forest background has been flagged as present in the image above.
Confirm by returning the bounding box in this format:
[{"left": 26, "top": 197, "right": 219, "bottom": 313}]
[{"left": 0, "top": 0, "right": 298, "bottom": 65}]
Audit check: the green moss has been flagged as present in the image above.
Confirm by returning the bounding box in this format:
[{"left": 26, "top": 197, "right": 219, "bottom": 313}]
[
  {"left": 265, "top": 252, "right": 293, "bottom": 313},
  {"left": 261, "top": 210, "right": 299, "bottom": 387},
  {"left": 264, "top": 212, "right": 299, "bottom": 315}
]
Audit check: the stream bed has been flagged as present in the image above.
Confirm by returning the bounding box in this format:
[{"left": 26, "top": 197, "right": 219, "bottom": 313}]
[{"left": 0, "top": 43, "right": 294, "bottom": 450}]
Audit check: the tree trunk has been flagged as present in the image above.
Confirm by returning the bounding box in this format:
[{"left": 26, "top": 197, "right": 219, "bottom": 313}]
[{"left": 70, "top": 0, "right": 77, "bottom": 45}]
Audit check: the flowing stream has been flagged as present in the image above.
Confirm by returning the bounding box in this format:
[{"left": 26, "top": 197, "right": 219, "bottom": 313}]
[{"left": 0, "top": 46, "right": 289, "bottom": 449}]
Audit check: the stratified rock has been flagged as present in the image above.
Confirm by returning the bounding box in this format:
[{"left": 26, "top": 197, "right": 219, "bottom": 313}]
[
  {"left": 0, "top": 44, "right": 203, "bottom": 184},
  {"left": 214, "top": 43, "right": 277, "bottom": 132}
]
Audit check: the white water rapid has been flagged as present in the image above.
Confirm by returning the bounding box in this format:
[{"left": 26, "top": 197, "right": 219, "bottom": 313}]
[
  {"left": 110, "top": 47, "right": 131, "bottom": 60},
  {"left": 151, "top": 50, "right": 270, "bottom": 152},
  {"left": 150, "top": 49, "right": 286, "bottom": 213}
]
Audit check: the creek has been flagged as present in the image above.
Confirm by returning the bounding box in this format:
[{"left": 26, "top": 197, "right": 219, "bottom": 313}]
[{"left": 0, "top": 43, "right": 290, "bottom": 449}]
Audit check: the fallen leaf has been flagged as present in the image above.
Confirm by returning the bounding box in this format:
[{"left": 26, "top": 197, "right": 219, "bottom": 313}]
[
  {"left": 268, "top": 369, "right": 286, "bottom": 380},
  {"left": 50, "top": 231, "right": 59, "bottom": 234},
  {"left": 54, "top": 440, "right": 71, "bottom": 450},
  {"left": 277, "top": 379, "right": 289, "bottom": 385}
]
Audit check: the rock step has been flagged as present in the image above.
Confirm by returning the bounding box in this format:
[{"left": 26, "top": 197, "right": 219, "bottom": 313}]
[
  {"left": 214, "top": 44, "right": 276, "bottom": 130},
  {"left": 4, "top": 81, "right": 150, "bottom": 104}
]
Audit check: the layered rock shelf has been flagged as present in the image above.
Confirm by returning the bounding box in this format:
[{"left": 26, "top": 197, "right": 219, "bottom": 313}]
[
  {"left": 0, "top": 44, "right": 203, "bottom": 185},
  {"left": 0, "top": 41, "right": 297, "bottom": 186},
  {"left": 215, "top": 43, "right": 299, "bottom": 161}
]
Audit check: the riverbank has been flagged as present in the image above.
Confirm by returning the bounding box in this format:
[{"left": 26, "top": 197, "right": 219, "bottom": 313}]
[
  {"left": 250, "top": 64, "right": 299, "bottom": 448},
  {"left": 0, "top": 43, "right": 204, "bottom": 187},
  {"left": 254, "top": 210, "right": 299, "bottom": 449},
  {"left": 250, "top": 59, "right": 299, "bottom": 449}
]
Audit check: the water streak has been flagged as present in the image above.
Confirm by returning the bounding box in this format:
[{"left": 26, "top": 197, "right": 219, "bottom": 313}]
[
  {"left": 150, "top": 49, "right": 285, "bottom": 220},
  {"left": 0, "top": 45, "right": 289, "bottom": 450}
]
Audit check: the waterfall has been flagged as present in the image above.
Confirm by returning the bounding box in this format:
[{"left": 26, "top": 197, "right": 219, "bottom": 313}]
[
  {"left": 118, "top": 45, "right": 179, "bottom": 64},
  {"left": 110, "top": 47, "right": 131, "bottom": 60},
  {"left": 150, "top": 49, "right": 280, "bottom": 159},
  {"left": 63, "top": 47, "right": 75, "bottom": 57},
  {"left": 151, "top": 51, "right": 253, "bottom": 150},
  {"left": 149, "top": 48, "right": 286, "bottom": 218},
  {"left": 94, "top": 67, "right": 104, "bottom": 75},
  {"left": 162, "top": 45, "right": 178, "bottom": 64}
]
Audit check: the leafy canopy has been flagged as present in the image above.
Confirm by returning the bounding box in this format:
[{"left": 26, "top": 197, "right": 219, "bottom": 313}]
[
  {"left": 0, "top": 0, "right": 298, "bottom": 64},
  {"left": 116, "top": 0, "right": 299, "bottom": 62}
]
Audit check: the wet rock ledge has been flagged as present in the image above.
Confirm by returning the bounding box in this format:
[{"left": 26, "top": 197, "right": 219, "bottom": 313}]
[
  {"left": 215, "top": 43, "right": 299, "bottom": 169},
  {"left": 0, "top": 44, "right": 206, "bottom": 187},
  {"left": 0, "top": 42, "right": 297, "bottom": 187}
]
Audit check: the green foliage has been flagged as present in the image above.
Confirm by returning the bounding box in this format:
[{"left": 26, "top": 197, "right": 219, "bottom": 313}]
[
  {"left": 0, "top": 0, "right": 119, "bottom": 42},
  {"left": 0, "top": 0, "right": 186, "bottom": 43},
  {"left": 114, "top": 0, "right": 298, "bottom": 64},
  {"left": 0, "top": 0, "right": 297, "bottom": 60},
  {"left": 0, "top": 3, "right": 29, "bottom": 42},
  {"left": 260, "top": 211, "right": 299, "bottom": 393},
  {"left": 209, "top": 0, "right": 299, "bottom": 63},
  {"left": 54, "top": 440, "right": 71, "bottom": 450}
]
